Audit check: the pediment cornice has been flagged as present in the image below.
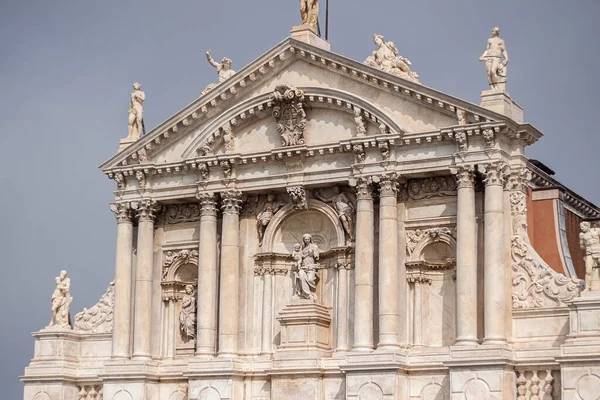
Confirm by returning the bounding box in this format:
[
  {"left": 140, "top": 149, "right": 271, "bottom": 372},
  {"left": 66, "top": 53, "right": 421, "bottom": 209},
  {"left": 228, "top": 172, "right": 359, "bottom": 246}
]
[{"left": 100, "top": 37, "right": 521, "bottom": 172}]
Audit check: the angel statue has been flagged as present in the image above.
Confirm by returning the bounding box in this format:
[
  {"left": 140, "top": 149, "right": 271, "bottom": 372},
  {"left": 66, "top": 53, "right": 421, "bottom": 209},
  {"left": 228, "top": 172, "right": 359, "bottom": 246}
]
[
  {"left": 365, "top": 34, "right": 420, "bottom": 83},
  {"left": 201, "top": 49, "right": 236, "bottom": 96},
  {"left": 314, "top": 186, "right": 355, "bottom": 245},
  {"left": 300, "top": 0, "right": 319, "bottom": 31}
]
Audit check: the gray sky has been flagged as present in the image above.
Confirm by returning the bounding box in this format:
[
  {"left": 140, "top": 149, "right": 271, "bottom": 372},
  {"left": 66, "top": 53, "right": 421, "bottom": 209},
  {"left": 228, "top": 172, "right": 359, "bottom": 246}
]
[{"left": 1, "top": 0, "right": 598, "bottom": 397}]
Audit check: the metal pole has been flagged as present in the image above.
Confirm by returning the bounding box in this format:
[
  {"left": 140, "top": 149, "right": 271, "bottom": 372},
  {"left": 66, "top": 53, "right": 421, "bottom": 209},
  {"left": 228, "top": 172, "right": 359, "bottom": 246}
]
[{"left": 325, "top": 0, "right": 329, "bottom": 40}]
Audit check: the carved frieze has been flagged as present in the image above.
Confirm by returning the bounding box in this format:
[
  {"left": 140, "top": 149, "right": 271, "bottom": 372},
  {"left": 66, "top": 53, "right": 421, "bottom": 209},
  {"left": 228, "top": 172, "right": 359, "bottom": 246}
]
[
  {"left": 74, "top": 281, "right": 115, "bottom": 334},
  {"left": 270, "top": 85, "right": 307, "bottom": 147},
  {"left": 407, "top": 176, "right": 457, "bottom": 200},
  {"left": 510, "top": 190, "right": 583, "bottom": 308},
  {"left": 161, "top": 203, "right": 201, "bottom": 225}
]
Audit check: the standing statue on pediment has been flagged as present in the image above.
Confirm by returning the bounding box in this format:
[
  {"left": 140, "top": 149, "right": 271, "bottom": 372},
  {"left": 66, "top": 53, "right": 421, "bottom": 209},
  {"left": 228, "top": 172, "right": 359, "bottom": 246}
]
[
  {"left": 256, "top": 194, "right": 286, "bottom": 246},
  {"left": 127, "top": 82, "right": 145, "bottom": 140},
  {"left": 365, "top": 34, "right": 420, "bottom": 83},
  {"left": 300, "top": 0, "right": 319, "bottom": 31},
  {"left": 48, "top": 270, "right": 72, "bottom": 329},
  {"left": 179, "top": 285, "right": 197, "bottom": 343},
  {"left": 314, "top": 187, "right": 355, "bottom": 244},
  {"left": 580, "top": 222, "right": 600, "bottom": 291},
  {"left": 292, "top": 234, "right": 320, "bottom": 301},
  {"left": 479, "top": 27, "right": 508, "bottom": 91},
  {"left": 201, "top": 49, "right": 236, "bottom": 96}
]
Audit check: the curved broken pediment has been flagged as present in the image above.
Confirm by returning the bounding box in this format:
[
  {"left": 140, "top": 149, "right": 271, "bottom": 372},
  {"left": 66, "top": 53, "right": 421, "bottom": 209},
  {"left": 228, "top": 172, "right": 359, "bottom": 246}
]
[{"left": 179, "top": 86, "right": 408, "bottom": 161}]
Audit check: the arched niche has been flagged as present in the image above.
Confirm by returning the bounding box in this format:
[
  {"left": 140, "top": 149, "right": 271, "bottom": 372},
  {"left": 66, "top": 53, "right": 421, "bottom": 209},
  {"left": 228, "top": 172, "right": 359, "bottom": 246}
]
[
  {"left": 409, "top": 231, "right": 457, "bottom": 263},
  {"left": 163, "top": 249, "right": 199, "bottom": 284},
  {"left": 261, "top": 199, "right": 345, "bottom": 253}
]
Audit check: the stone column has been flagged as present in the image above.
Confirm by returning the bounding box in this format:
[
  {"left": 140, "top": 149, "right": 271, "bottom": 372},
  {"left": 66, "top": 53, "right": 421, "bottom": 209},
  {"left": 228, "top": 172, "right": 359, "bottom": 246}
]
[
  {"left": 351, "top": 177, "right": 375, "bottom": 351},
  {"left": 218, "top": 190, "right": 243, "bottom": 357},
  {"left": 452, "top": 165, "right": 478, "bottom": 346},
  {"left": 132, "top": 200, "right": 159, "bottom": 360},
  {"left": 196, "top": 193, "right": 218, "bottom": 356},
  {"left": 412, "top": 276, "right": 424, "bottom": 347},
  {"left": 166, "top": 297, "right": 176, "bottom": 359},
  {"left": 335, "top": 257, "right": 351, "bottom": 352},
  {"left": 261, "top": 268, "right": 274, "bottom": 354},
  {"left": 110, "top": 202, "right": 134, "bottom": 359},
  {"left": 479, "top": 162, "right": 507, "bottom": 345},
  {"left": 377, "top": 175, "right": 400, "bottom": 349}
]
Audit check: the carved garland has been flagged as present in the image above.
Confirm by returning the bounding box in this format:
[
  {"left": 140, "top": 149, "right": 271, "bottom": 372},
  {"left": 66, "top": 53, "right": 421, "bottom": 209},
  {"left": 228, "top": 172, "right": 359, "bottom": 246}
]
[
  {"left": 162, "top": 249, "right": 199, "bottom": 281},
  {"left": 406, "top": 227, "right": 457, "bottom": 256}
]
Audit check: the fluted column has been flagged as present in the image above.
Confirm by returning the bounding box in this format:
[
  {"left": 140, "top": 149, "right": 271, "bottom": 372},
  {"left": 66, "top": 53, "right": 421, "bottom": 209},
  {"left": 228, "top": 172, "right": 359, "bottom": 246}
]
[
  {"left": 351, "top": 177, "right": 375, "bottom": 351},
  {"left": 110, "top": 202, "right": 134, "bottom": 359},
  {"left": 132, "top": 200, "right": 159, "bottom": 359},
  {"left": 218, "top": 190, "right": 243, "bottom": 357},
  {"left": 479, "top": 162, "right": 507, "bottom": 345},
  {"left": 452, "top": 165, "right": 478, "bottom": 346},
  {"left": 377, "top": 175, "right": 400, "bottom": 349},
  {"left": 166, "top": 297, "right": 176, "bottom": 359},
  {"left": 196, "top": 193, "right": 218, "bottom": 356}
]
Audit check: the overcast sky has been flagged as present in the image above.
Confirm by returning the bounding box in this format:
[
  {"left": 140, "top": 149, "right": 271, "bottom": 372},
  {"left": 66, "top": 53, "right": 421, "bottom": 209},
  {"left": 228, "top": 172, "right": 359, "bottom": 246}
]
[{"left": 1, "top": 1, "right": 599, "bottom": 397}]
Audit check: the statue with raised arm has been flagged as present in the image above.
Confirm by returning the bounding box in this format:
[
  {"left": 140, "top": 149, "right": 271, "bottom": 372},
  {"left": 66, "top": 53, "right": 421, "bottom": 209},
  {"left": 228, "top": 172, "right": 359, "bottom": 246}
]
[
  {"left": 580, "top": 222, "right": 600, "bottom": 291},
  {"left": 292, "top": 234, "right": 320, "bottom": 301},
  {"left": 300, "top": 0, "right": 319, "bottom": 31},
  {"left": 127, "top": 82, "right": 145, "bottom": 140},
  {"left": 479, "top": 27, "right": 508, "bottom": 91},
  {"left": 365, "top": 34, "right": 420, "bottom": 83},
  {"left": 201, "top": 49, "right": 236, "bottom": 96},
  {"left": 48, "top": 270, "right": 72, "bottom": 329},
  {"left": 314, "top": 187, "right": 355, "bottom": 244},
  {"left": 179, "top": 285, "right": 197, "bottom": 343}
]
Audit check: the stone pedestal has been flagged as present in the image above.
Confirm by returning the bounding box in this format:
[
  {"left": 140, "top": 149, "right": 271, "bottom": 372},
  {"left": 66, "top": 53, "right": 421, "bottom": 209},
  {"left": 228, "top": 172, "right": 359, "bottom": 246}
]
[
  {"left": 290, "top": 26, "right": 331, "bottom": 51},
  {"left": 559, "top": 292, "right": 600, "bottom": 399},
  {"left": 275, "top": 300, "right": 332, "bottom": 359},
  {"left": 480, "top": 89, "right": 524, "bottom": 123},
  {"left": 118, "top": 137, "right": 136, "bottom": 152}
]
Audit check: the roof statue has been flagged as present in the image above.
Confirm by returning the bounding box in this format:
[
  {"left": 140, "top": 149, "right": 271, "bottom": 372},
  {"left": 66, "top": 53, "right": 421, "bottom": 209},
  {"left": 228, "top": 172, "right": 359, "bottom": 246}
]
[
  {"left": 479, "top": 27, "right": 508, "bottom": 91},
  {"left": 580, "top": 221, "right": 600, "bottom": 292},
  {"left": 365, "top": 34, "right": 420, "bottom": 83},
  {"left": 300, "top": 0, "right": 319, "bottom": 32},
  {"left": 127, "top": 82, "right": 145, "bottom": 140},
  {"left": 201, "top": 49, "right": 236, "bottom": 96}
]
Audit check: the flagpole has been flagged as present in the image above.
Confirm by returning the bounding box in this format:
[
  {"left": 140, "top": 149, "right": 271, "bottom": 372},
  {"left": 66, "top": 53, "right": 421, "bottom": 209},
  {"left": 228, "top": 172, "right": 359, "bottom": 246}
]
[{"left": 325, "top": 0, "right": 329, "bottom": 40}]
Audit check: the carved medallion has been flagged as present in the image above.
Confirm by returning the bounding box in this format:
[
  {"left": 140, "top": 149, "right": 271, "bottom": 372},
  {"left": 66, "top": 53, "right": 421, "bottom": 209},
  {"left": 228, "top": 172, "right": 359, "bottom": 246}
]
[{"left": 271, "top": 85, "right": 307, "bottom": 147}]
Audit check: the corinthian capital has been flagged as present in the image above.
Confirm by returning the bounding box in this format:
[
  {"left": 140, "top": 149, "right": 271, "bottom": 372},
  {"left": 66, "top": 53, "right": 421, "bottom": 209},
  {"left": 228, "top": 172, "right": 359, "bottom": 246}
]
[
  {"left": 197, "top": 192, "right": 217, "bottom": 216},
  {"left": 478, "top": 162, "right": 508, "bottom": 187},
  {"left": 505, "top": 167, "right": 532, "bottom": 192},
  {"left": 450, "top": 165, "right": 475, "bottom": 189},
  {"left": 131, "top": 199, "right": 160, "bottom": 222},
  {"left": 221, "top": 190, "right": 243, "bottom": 214},
  {"left": 378, "top": 174, "right": 399, "bottom": 197},
  {"left": 349, "top": 177, "right": 373, "bottom": 201},
  {"left": 110, "top": 202, "right": 132, "bottom": 224}
]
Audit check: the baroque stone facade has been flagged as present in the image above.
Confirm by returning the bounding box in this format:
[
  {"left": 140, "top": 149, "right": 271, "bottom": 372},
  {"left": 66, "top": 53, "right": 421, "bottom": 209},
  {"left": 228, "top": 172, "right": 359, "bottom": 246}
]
[{"left": 22, "top": 23, "right": 600, "bottom": 400}]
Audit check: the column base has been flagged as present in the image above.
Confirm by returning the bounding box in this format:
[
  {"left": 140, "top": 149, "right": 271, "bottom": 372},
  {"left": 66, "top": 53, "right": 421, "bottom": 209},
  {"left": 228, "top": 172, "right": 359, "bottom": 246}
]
[
  {"left": 482, "top": 338, "right": 507, "bottom": 346},
  {"left": 351, "top": 345, "right": 374, "bottom": 352},
  {"left": 376, "top": 343, "right": 402, "bottom": 350},
  {"left": 454, "top": 337, "right": 479, "bottom": 346}
]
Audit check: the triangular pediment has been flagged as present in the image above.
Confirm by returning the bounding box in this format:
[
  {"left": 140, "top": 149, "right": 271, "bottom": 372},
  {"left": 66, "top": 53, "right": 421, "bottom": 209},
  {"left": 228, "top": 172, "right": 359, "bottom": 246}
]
[{"left": 100, "top": 37, "right": 514, "bottom": 171}]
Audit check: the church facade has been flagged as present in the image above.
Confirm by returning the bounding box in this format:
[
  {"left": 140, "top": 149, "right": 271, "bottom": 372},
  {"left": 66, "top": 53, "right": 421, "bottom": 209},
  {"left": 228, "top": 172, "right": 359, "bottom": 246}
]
[{"left": 21, "top": 23, "right": 600, "bottom": 400}]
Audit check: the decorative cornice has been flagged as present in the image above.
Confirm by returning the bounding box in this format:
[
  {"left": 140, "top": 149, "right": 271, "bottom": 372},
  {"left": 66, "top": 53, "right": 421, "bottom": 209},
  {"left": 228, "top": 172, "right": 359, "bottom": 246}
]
[
  {"left": 110, "top": 202, "right": 132, "bottom": 224},
  {"left": 221, "top": 190, "right": 243, "bottom": 214}
]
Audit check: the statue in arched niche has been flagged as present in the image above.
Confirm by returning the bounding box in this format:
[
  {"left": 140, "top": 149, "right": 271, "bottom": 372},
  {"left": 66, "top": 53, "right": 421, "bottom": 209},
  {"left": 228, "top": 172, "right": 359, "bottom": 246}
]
[
  {"left": 179, "top": 285, "right": 196, "bottom": 343},
  {"left": 292, "top": 234, "right": 320, "bottom": 301}
]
